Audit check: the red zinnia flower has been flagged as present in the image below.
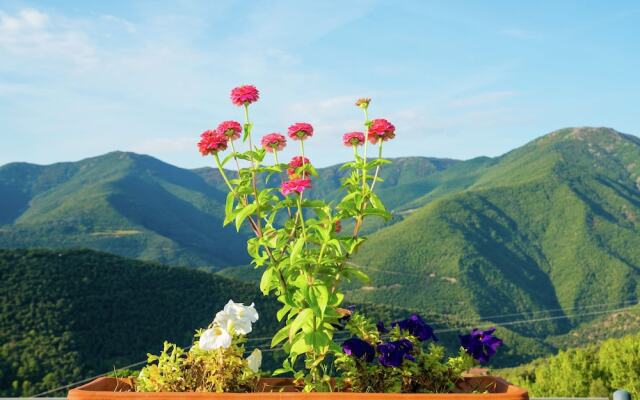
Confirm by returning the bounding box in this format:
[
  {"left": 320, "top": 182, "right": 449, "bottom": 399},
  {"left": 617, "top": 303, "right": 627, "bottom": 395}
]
[
  {"left": 343, "top": 132, "right": 366, "bottom": 147},
  {"left": 216, "top": 120, "right": 242, "bottom": 141},
  {"left": 287, "top": 156, "right": 310, "bottom": 178},
  {"left": 261, "top": 133, "right": 287, "bottom": 152},
  {"left": 281, "top": 178, "right": 311, "bottom": 196},
  {"left": 287, "top": 122, "right": 314, "bottom": 141},
  {"left": 368, "top": 118, "right": 396, "bottom": 144},
  {"left": 197, "top": 129, "right": 228, "bottom": 156},
  {"left": 230, "top": 85, "right": 260, "bottom": 106}
]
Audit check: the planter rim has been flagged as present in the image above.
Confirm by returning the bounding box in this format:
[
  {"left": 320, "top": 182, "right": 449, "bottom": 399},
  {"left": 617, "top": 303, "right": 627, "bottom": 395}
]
[{"left": 67, "top": 376, "right": 528, "bottom": 400}]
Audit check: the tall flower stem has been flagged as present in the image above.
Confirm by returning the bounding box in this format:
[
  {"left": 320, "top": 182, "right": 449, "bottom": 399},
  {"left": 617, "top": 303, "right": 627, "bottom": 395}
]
[
  {"left": 274, "top": 151, "right": 292, "bottom": 218},
  {"left": 361, "top": 108, "right": 370, "bottom": 191},
  {"left": 369, "top": 141, "right": 384, "bottom": 192}
]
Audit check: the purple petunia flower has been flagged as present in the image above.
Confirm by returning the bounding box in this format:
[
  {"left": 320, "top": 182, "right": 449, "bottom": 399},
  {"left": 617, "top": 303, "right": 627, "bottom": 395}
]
[
  {"left": 459, "top": 327, "right": 503, "bottom": 364},
  {"left": 377, "top": 338, "right": 415, "bottom": 367},
  {"left": 342, "top": 337, "right": 375, "bottom": 362},
  {"left": 391, "top": 314, "right": 438, "bottom": 342},
  {"left": 376, "top": 320, "right": 388, "bottom": 334}
]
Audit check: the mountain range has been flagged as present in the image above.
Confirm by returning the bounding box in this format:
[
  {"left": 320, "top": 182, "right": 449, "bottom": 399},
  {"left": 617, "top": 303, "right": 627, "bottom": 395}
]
[{"left": 1, "top": 127, "right": 639, "bottom": 335}]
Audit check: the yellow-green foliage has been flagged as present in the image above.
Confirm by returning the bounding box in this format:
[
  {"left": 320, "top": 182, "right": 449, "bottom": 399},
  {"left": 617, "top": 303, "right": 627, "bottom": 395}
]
[
  {"left": 500, "top": 333, "right": 640, "bottom": 397},
  {"left": 136, "top": 339, "right": 258, "bottom": 393}
]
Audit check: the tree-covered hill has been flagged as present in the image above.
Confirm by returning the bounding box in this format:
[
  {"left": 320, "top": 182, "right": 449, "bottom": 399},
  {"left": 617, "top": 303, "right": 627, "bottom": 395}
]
[
  {"left": 349, "top": 127, "right": 640, "bottom": 337},
  {"left": 498, "top": 331, "right": 640, "bottom": 397},
  {"left": 0, "top": 153, "right": 458, "bottom": 269},
  {"left": 0, "top": 248, "right": 283, "bottom": 396},
  {"left": 0, "top": 248, "right": 436, "bottom": 397},
  {"left": 0, "top": 152, "right": 249, "bottom": 268}
]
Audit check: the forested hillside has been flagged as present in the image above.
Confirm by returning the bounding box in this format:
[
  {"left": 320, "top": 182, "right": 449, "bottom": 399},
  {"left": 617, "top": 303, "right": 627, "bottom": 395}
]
[
  {"left": 350, "top": 128, "right": 640, "bottom": 337},
  {"left": 499, "top": 332, "right": 640, "bottom": 397},
  {"left": 0, "top": 153, "right": 457, "bottom": 269},
  {"left": 0, "top": 249, "right": 427, "bottom": 396}
]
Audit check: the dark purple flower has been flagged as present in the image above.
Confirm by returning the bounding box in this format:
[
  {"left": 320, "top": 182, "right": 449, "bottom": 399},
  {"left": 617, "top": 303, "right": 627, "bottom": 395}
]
[
  {"left": 377, "top": 339, "right": 414, "bottom": 367},
  {"left": 376, "top": 320, "right": 388, "bottom": 334},
  {"left": 392, "top": 314, "right": 438, "bottom": 342},
  {"left": 459, "top": 327, "right": 503, "bottom": 364},
  {"left": 342, "top": 337, "right": 375, "bottom": 362}
]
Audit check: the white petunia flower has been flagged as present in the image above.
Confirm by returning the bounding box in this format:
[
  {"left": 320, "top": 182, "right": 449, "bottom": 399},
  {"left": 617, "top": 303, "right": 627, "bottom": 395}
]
[
  {"left": 199, "top": 326, "right": 232, "bottom": 350},
  {"left": 214, "top": 300, "right": 259, "bottom": 335},
  {"left": 246, "top": 348, "right": 262, "bottom": 373}
]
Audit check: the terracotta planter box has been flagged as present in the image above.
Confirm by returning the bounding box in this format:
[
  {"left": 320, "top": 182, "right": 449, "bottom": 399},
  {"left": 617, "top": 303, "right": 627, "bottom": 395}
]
[{"left": 68, "top": 376, "right": 528, "bottom": 400}]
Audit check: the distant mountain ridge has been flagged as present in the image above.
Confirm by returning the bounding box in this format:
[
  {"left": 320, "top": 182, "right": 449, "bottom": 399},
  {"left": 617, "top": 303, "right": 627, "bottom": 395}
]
[
  {"left": 349, "top": 127, "right": 640, "bottom": 335},
  {"left": 1, "top": 127, "right": 639, "bottom": 336},
  {"left": 0, "top": 152, "right": 460, "bottom": 268}
]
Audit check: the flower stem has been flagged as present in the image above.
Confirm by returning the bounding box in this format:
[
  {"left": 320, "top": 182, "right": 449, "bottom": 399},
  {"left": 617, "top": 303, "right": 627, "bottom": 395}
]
[
  {"left": 214, "top": 153, "right": 235, "bottom": 194},
  {"left": 361, "top": 108, "right": 370, "bottom": 191},
  {"left": 369, "top": 141, "right": 384, "bottom": 192}
]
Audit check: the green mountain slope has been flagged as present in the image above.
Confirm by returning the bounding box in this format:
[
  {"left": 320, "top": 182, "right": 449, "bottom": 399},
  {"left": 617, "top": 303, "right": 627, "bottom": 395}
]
[
  {"left": 0, "top": 248, "right": 281, "bottom": 396},
  {"left": 0, "top": 248, "right": 471, "bottom": 396},
  {"left": 498, "top": 331, "right": 640, "bottom": 397},
  {"left": 0, "top": 152, "right": 250, "bottom": 268},
  {"left": 350, "top": 128, "right": 640, "bottom": 337},
  {"left": 0, "top": 154, "right": 459, "bottom": 268}
]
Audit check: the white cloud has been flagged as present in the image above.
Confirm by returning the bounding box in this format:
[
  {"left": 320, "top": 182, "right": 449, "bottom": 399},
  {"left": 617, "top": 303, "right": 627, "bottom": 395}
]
[{"left": 0, "top": 8, "right": 96, "bottom": 64}]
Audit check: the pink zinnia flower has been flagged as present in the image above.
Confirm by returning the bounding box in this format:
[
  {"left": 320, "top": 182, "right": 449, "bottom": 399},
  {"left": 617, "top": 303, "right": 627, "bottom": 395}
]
[
  {"left": 230, "top": 85, "right": 260, "bottom": 106},
  {"left": 287, "top": 156, "right": 310, "bottom": 178},
  {"left": 261, "top": 133, "right": 287, "bottom": 152},
  {"left": 287, "top": 122, "right": 314, "bottom": 141},
  {"left": 281, "top": 178, "right": 312, "bottom": 196},
  {"left": 343, "top": 132, "right": 366, "bottom": 147},
  {"left": 368, "top": 119, "right": 396, "bottom": 144},
  {"left": 197, "top": 130, "right": 228, "bottom": 156},
  {"left": 216, "top": 120, "right": 242, "bottom": 141}
]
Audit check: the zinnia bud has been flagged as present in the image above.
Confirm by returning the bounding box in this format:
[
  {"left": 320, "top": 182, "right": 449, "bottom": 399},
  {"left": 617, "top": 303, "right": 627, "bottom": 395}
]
[
  {"left": 230, "top": 85, "right": 259, "bottom": 106},
  {"left": 334, "top": 220, "right": 342, "bottom": 233},
  {"left": 355, "top": 98, "right": 371, "bottom": 109},
  {"left": 260, "top": 133, "right": 287, "bottom": 152},
  {"left": 287, "top": 122, "right": 314, "bottom": 141}
]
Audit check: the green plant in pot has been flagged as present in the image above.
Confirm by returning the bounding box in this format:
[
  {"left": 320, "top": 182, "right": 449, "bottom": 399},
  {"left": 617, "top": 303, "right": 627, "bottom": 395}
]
[{"left": 69, "top": 85, "right": 527, "bottom": 398}]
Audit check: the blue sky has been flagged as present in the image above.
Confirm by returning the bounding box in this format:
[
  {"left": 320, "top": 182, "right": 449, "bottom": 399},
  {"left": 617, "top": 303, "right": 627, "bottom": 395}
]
[{"left": 1, "top": 0, "right": 639, "bottom": 168}]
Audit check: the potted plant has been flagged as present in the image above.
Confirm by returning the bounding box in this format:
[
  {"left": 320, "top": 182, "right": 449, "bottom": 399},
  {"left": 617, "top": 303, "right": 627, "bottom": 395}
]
[{"left": 68, "top": 85, "right": 528, "bottom": 399}]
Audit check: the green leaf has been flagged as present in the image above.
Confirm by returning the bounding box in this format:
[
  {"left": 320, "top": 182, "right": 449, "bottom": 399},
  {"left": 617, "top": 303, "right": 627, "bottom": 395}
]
[
  {"left": 369, "top": 192, "right": 386, "bottom": 211},
  {"left": 307, "top": 284, "right": 329, "bottom": 317},
  {"left": 343, "top": 267, "right": 370, "bottom": 283},
  {"left": 220, "top": 152, "right": 235, "bottom": 167},
  {"left": 288, "top": 308, "right": 313, "bottom": 342},
  {"left": 290, "top": 334, "right": 308, "bottom": 357},
  {"left": 363, "top": 207, "right": 391, "bottom": 220},
  {"left": 271, "top": 325, "right": 289, "bottom": 348},
  {"left": 259, "top": 268, "right": 274, "bottom": 295},
  {"left": 235, "top": 203, "right": 257, "bottom": 231},
  {"left": 276, "top": 304, "right": 291, "bottom": 322},
  {"left": 223, "top": 192, "right": 235, "bottom": 226},
  {"left": 289, "top": 236, "right": 305, "bottom": 265}
]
